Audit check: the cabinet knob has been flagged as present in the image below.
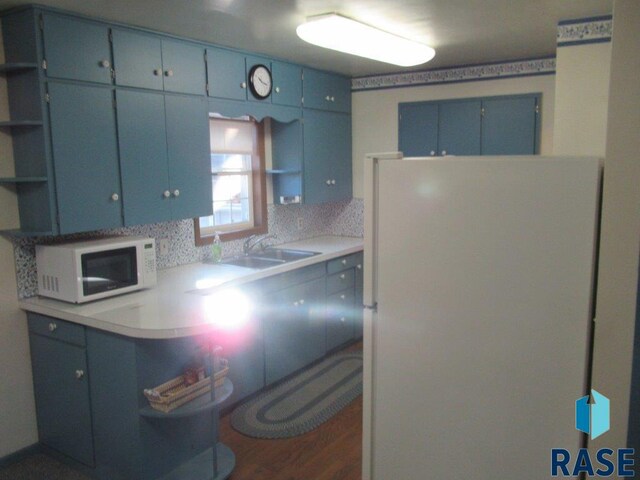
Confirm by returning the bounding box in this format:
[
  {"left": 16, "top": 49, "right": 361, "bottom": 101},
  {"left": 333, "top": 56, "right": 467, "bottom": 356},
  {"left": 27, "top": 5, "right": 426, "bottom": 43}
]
[
  {"left": 163, "top": 190, "right": 171, "bottom": 198},
  {"left": 331, "top": 96, "right": 335, "bottom": 102},
  {"left": 441, "top": 150, "right": 447, "bottom": 155},
  {"left": 111, "top": 193, "right": 119, "bottom": 202},
  {"left": 340, "top": 294, "right": 346, "bottom": 300},
  {"left": 357, "top": 264, "right": 362, "bottom": 270},
  {"left": 331, "top": 179, "right": 336, "bottom": 185},
  {"left": 299, "top": 299, "right": 305, "bottom": 305},
  {"left": 100, "top": 59, "right": 110, "bottom": 68},
  {"left": 275, "top": 86, "right": 280, "bottom": 93},
  {"left": 430, "top": 150, "right": 436, "bottom": 156},
  {"left": 325, "top": 95, "right": 331, "bottom": 101},
  {"left": 241, "top": 82, "right": 247, "bottom": 89},
  {"left": 75, "top": 370, "right": 85, "bottom": 380},
  {"left": 153, "top": 68, "right": 162, "bottom": 76},
  {"left": 164, "top": 69, "right": 174, "bottom": 77},
  {"left": 173, "top": 189, "right": 180, "bottom": 197},
  {"left": 341, "top": 259, "right": 347, "bottom": 265},
  {"left": 293, "top": 301, "right": 299, "bottom": 307},
  {"left": 48, "top": 322, "right": 57, "bottom": 332},
  {"left": 340, "top": 317, "right": 346, "bottom": 323},
  {"left": 326, "top": 179, "right": 331, "bottom": 185},
  {"left": 340, "top": 274, "right": 346, "bottom": 280}
]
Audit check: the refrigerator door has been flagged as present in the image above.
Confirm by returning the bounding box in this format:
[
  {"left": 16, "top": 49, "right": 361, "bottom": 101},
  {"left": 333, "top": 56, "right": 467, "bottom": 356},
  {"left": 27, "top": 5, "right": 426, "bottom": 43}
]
[{"left": 363, "top": 155, "right": 601, "bottom": 479}]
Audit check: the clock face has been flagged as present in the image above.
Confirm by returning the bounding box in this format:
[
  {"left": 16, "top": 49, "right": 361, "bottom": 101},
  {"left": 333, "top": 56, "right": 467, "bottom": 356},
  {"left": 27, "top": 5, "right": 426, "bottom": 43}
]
[{"left": 249, "top": 65, "right": 272, "bottom": 99}]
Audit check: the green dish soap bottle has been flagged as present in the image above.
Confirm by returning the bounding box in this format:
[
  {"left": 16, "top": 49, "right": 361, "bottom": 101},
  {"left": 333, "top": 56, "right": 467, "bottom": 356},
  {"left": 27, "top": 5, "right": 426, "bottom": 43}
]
[{"left": 211, "top": 232, "right": 222, "bottom": 263}]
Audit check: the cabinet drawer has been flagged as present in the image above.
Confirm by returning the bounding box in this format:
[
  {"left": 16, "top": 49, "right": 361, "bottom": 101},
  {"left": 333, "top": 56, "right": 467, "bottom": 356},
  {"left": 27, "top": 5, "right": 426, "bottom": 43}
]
[
  {"left": 327, "top": 253, "right": 361, "bottom": 275},
  {"left": 257, "top": 262, "right": 326, "bottom": 294},
  {"left": 326, "top": 289, "right": 355, "bottom": 351},
  {"left": 326, "top": 269, "right": 355, "bottom": 295},
  {"left": 28, "top": 313, "right": 86, "bottom": 347}
]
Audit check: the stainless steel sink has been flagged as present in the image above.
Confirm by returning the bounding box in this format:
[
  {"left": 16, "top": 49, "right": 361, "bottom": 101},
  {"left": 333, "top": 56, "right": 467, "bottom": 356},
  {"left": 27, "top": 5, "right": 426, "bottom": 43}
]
[
  {"left": 219, "top": 256, "right": 285, "bottom": 269},
  {"left": 218, "top": 248, "right": 320, "bottom": 269},
  {"left": 253, "top": 248, "right": 320, "bottom": 262}
]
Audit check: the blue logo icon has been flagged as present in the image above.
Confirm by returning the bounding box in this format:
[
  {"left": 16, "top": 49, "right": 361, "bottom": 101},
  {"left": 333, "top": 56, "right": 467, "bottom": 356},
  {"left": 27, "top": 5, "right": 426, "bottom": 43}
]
[{"left": 576, "top": 389, "right": 610, "bottom": 440}]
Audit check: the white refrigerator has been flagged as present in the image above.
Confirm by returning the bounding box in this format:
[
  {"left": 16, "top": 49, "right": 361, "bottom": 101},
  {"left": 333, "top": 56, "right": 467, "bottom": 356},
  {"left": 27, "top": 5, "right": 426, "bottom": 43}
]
[{"left": 362, "top": 153, "right": 601, "bottom": 479}]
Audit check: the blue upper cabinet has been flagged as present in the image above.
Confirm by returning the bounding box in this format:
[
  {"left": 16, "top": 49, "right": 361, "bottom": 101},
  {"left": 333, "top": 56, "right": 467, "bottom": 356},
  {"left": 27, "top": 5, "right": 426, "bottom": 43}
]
[
  {"left": 398, "top": 94, "right": 540, "bottom": 158},
  {"left": 438, "top": 99, "right": 481, "bottom": 155},
  {"left": 271, "top": 61, "right": 302, "bottom": 107},
  {"left": 481, "top": 95, "right": 540, "bottom": 155},
  {"left": 117, "top": 90, "right": 172, "bottom": 226},
  {"left": 48, "top": 82, "right": 122, "bottom": 234},
  {"left": 302, "top": 68, "right": 351, "bottom": 113},
  {"left": 206, "top": 47, "right": 247, "bottom": 100},
  {"left": 112, "top": 30, "right": 206, "bottom": 95},
  {"left": 399, "top": 102, "right": 439, "bottom": 157},
  {"left": 303, "top": 109, "right": 352, "bottom": 204},
  {"left": 41, "top": 13, "right": 112, "bottom": 84},
  {"left": 165, "top": 95, "right": 212, "bottom": 220}
]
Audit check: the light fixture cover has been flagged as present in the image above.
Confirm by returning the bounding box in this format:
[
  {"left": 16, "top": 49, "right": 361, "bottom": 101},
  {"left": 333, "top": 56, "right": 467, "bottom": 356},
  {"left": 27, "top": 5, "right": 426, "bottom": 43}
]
[{"left": 296, "top": 13, "right": 435, "bottom": 67}]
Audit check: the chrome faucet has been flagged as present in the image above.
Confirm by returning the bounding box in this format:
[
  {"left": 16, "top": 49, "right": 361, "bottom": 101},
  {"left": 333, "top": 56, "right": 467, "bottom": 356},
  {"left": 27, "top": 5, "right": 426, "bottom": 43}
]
[{"left": 243, "top": 234, "right": 276, "bottom": 255}]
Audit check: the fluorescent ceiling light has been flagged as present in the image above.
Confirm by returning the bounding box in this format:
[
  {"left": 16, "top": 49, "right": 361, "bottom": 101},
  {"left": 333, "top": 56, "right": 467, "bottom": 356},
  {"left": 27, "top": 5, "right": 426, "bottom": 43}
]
[{"left": 296, "top": 13, "right": 435, "bottom": 67}]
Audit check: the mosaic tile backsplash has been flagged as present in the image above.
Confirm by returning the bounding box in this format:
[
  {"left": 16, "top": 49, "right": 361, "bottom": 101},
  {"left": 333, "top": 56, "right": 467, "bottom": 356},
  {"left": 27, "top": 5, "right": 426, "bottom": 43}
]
[{"left": 12, "top": 198, "right": 364, "bottom": 299}]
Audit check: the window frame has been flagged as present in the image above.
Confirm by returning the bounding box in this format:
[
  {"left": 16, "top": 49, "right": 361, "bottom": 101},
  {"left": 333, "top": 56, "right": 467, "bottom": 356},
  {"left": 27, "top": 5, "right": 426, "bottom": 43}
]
[{"left": 194, "top": 117, "right": 267, "bottom": 245}]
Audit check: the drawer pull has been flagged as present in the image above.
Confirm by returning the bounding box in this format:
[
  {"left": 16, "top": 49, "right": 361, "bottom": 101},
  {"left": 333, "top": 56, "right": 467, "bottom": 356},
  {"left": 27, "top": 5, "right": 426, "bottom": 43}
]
[
  {"left": 299, "top": 299, "right": 305, "bottom": 305},
  {"left": 340, "top": 294, "right": 346, "bottom": 300},
  {"left": 341, "top": 259, "right": 347, "bottom": 265},
  {"left": 340, "top": 274, "right": 346, "bottom": 280},
  {"left": 48, "top": 322, "right": 57, "bottom": 332},
  {"left": 340, "top": 317, "right": 346, "bottom": 323}
]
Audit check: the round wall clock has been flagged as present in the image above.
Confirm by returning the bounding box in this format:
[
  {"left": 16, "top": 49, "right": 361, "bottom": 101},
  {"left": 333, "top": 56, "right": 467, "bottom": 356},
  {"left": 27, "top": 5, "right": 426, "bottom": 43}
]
[{"left": 248, "top": 64, "right": 272, "bottom": 99}]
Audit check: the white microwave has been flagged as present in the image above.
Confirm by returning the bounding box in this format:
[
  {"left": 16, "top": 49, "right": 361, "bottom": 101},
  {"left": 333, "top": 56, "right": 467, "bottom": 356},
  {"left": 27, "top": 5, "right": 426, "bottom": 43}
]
[{"left": 36, "top": 236, "right": 157, "bottom": 304}]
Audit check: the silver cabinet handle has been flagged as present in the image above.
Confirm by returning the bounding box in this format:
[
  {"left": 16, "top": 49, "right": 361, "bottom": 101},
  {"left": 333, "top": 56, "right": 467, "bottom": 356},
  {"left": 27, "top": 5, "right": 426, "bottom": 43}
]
[
  {"left": 164, "top": 69, "right": 174, "bottom": 77},
  {"left": 241, "top": 82, "right": 247, "bottom": 89},
  {"left": 48, "top": 322, "right": 57, "bottom": 332},
  {"left": 100, "top": 59, "right": 110, "bottom": 68},
  {"left": 75, "top": 370, "right": 85, "bottom": 380},
  {"left": 340, "top": 274, "right": 346, "bottom": 280},
  {"left": 331, "top": 179, "right": 336, "bottom": 185},
  {"left": 153, "top": 68, "right": 162, "bottom": 76},
  {"left": 173, "top": 189, "right": 180, "bottom": 197},
  {"left": 341, "top": 259, "right": 347, "bottom": 265},
  {"left": 441, "top": 150, "right": 447, "bottom": 155},
  {"left": 163, "top": 190, "right": 171, "bottom": 198},
  {"left": 111, "top": 193, "right": 119, "bottom": 201},
  {"left": 275, "top": 87, "right": 280, "bottom": 93},
  {"left": 430, "top": 150, "right": 436, "bottom": 156}
]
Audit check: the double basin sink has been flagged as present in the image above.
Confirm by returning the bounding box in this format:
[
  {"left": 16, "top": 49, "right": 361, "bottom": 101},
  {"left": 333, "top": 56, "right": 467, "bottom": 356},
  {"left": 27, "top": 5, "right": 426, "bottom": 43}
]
[{"left": 220, "top": 248, "right": 320, "bottom": 270}]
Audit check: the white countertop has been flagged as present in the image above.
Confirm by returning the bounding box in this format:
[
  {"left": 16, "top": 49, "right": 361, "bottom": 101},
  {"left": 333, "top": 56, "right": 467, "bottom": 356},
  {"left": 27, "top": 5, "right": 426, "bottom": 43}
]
[{"left": 19, "top": 235, "right": 363, "bottom": 339}]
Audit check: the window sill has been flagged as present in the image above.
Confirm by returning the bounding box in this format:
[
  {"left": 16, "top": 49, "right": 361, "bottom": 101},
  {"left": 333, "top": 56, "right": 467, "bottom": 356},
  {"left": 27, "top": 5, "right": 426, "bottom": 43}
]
[{"left": 194, "top": 222, "right": 267, "bottom": 246}]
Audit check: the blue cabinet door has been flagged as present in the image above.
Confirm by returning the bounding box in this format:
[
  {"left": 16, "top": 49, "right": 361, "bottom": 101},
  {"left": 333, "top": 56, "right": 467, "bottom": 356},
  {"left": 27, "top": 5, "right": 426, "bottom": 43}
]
[
  {"left": 303, "top": 68, "right": 351, "bottom": 112},
  {"left": 165, "top": 95, "right": 212, "bottom": 220},
  {"left": 48, "top": 82, "right": 122, "bottom": 233},
  {"left": 272, "top": 61, "right": 302, "bottom": 107},
  {"left": 117, "top": 90, "right": 172, "bottom": 226},
  {"left": 399, "top": 102, "right": 439, "bottom": 157},
  {"left": 206, "top": 48, "right": 247, "bottom": 100},
  {"left": 42, "top": 13, "right": 112, "bottom": 84},
  {"left": 326, "top": 287, "right": 355, "bottom": 351},
  {"left": 265, "top": 277, "right": 326, "bottom": 385},
  {"left": 303, "top": 110, "right": 352, "bottom": 204},
  {"left": 438, "top": 99, "right": 481, "bottom": 155},
  {"left": 29, "top": 333, "right": 95, "bottom": 466},
  {"left": 481, "top": 95, "right": 539, "bottom": 155},
  {"left": 161, "top": 39, "right": 206, "bottom": 95},
  {"left": 112, "top": 29, "right": 164, "bottom": 91}
]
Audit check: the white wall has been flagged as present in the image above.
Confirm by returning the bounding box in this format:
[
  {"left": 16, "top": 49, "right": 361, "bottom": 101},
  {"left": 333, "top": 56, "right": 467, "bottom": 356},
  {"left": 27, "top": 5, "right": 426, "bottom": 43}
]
[
  {"left": 553, "top": 42, "right": 611, "bottom": 156},
  {"left": 351, "top": 74, "right": 556, "bottom": 198},
  {"left": 0, "top": 31, "right": 38, "bottom": 457},
  {"left": 591, "top": 0, "right": 640, "bottom": 452}
]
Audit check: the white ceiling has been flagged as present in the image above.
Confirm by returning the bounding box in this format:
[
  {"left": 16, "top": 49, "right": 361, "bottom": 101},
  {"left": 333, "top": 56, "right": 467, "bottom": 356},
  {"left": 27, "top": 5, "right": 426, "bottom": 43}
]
[{"left": 0, "top": 0, "right": 613, "bottom": 77}]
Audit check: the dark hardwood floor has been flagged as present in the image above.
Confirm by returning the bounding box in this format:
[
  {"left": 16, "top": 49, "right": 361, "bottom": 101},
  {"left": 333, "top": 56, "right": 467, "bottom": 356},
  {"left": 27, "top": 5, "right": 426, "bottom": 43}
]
[{"left": 220, "top": 342, "right": 363, "bottom": 480}]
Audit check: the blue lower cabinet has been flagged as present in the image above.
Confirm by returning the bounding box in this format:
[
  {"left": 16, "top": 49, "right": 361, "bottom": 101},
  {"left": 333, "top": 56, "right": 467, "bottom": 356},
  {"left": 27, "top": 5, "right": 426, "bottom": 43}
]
[
  {"left": 27, "top": 313, "right": 234, "bottom": 480},
  {"left": 29, "top": 330, "right": 95, "bottom": 467},
  {"left": 326, "top": 288, "right": 355, "bottom": 351},
  {"left": 264, "top": 277, "right": 326, "bottom": 385},
  {"left": 48, "top": 82, "right": 123, "bottom": 234}
]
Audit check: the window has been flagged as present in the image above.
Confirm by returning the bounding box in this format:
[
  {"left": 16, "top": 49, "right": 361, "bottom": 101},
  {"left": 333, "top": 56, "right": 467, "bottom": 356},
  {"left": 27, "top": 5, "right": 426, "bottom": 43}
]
[{"left": 195, "top": 117, "right": 266, "bottom": 244}]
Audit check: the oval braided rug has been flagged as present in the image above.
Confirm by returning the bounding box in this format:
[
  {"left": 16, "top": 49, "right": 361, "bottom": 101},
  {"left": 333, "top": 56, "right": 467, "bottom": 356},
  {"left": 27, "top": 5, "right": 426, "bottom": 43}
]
[{"left": 230, "top": 352, "right": 363, "bottom": 439}]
